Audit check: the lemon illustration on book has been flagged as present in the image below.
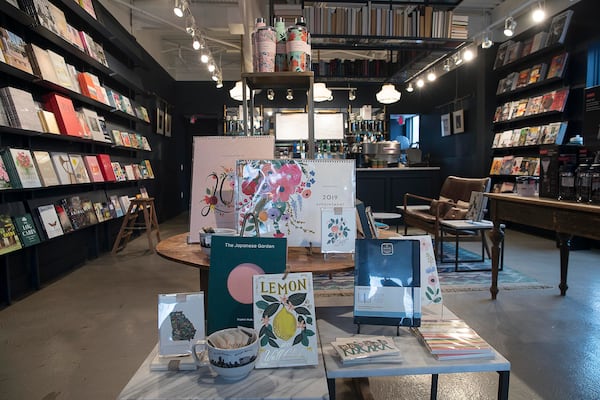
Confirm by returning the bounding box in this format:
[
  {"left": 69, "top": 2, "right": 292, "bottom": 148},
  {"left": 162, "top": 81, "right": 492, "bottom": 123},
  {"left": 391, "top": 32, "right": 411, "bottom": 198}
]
[{"left": 273, "top": 308, "right": 296, "bottom": 341}]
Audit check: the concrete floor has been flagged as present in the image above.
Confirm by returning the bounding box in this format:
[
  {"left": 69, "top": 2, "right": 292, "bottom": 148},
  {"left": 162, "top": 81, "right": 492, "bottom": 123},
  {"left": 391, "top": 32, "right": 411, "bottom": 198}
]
[{"left": 1, "top": 212, "right": 599, "bottom": 400}]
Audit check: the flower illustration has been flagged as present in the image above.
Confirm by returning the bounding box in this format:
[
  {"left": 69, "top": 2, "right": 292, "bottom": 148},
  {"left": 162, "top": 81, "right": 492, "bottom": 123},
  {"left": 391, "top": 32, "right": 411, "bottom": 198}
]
[{"left": 326, "top": 216, "right": 351, "bottom": 245}]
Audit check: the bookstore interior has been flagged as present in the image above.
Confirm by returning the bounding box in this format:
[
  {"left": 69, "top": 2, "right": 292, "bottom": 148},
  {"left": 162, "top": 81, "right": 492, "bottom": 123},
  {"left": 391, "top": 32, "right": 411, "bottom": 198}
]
[{"left": 1, "top": 0, "right": 600, "bottom": 399}]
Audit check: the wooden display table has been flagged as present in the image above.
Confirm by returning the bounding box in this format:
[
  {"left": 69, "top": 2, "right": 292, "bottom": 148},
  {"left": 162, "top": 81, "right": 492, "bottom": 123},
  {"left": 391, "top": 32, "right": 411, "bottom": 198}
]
[
  {"left": 155, "top": 232, "right": 355, "bottom": 293},
  {"left": 486, "top": 193, "right": 600, "bottom": 299}
]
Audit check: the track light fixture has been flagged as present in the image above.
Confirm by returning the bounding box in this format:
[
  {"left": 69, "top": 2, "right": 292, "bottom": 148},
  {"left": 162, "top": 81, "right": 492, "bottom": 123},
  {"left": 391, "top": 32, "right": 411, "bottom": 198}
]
[
  {"left": 427, "top": 71, "right": 436, "bottom": 82},
  {"left": 216, "top": 80, "right": 223, "bottom": 88},
  {"left": 208, "top": 62, "right": 215, "bottom": 72},
  {"left": 185, "top": 15, "right": 196, "bottom": 34},
  {"left": 200, "top": 51, "right": 209, "bottom": 63},
  {"left": 286, "top": 89, "right": 294, "bottom": 101},
  {"left": 504, "top": 16, "right": 516, "bottom": 37},
  {"left": 443, "top": 59, "right": 451, "bottom": 72},
  {"left": 454, "top": 53, "right": 463, "bottom": 66},
  {"left": 481, "top": 33, "right": 493, "bottom": 49},
  {"left": 406, "top": 83, "right": 414, "bottom": 93},
  {"left": 532, "top": 2, "right": 546, "bottom": 23},
  {"left": 463, "top": 48, "right": 474, "bottom": 62},
  {"left": 349, "top": 88, "right": 356, "bottom": 101},
  {"left": 173, "top": 0, "right": 186, "bottom": 18},
  {"left": 192, "top": 35, "right": 201, "bottom": 50},
  {"left": 416, "top": 78, "right": 424, "bottom": 88},
  {"left": 267, "top": 89, "right": 275, "bottom": 101}
]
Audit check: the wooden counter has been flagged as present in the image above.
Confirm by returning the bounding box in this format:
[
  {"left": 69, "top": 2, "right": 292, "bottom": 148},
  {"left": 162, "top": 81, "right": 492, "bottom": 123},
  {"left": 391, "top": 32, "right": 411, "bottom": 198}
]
[{"left": 356, "top": 167, "right": 441, "bottom": 213}]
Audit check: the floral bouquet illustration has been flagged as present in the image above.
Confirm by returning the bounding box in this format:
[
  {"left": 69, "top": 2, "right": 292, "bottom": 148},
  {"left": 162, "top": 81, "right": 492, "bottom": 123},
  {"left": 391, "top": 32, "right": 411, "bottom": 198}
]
[{"left": 236, "top": 160, "right": 316, "bottom": 238}]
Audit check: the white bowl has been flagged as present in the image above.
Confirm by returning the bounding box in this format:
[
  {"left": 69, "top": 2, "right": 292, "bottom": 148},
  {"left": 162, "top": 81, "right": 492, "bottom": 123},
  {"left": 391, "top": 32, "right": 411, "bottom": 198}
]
[{"left": 199, "top": 228, "right": 237, "bottom": 256}]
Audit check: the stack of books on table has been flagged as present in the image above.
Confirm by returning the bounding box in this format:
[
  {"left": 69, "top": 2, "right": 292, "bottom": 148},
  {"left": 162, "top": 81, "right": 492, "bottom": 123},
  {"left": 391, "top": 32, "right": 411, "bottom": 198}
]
[
  {"left": 331, "top": 336, "right": 402, "bottom": 365},
  {"left": 414, "top": 319, "right": 494, "bottom": 361}
]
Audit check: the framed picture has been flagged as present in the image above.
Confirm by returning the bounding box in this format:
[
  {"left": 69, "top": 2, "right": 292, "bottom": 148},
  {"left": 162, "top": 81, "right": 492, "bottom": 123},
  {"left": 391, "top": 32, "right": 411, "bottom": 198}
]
[
  {"left": 453, "top": 109, "right": 465, "bottom": 134},
  {"left": 156, "top": 101, "right": 165, "bottom": 135},
  {"left": 441, "top": 113, "right": 451, "bottom": 137},
  {"left": 164, "top": 108, "right": 172, "bottom": 137}
]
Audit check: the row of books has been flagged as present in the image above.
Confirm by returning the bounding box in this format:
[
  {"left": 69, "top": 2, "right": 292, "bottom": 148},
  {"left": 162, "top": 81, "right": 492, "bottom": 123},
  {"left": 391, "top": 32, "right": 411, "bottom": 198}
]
[
  {"left": 489, "top": 155, "right": 540, "bottom": 177},
  {"left": 37, "top": 193, "right": 135, "bottom": 240},
  {"left": 311, "top": 59, "right": 392, "bottom": 79},
  {"left": 0, "top": 86, "right": 150, "bottom": 148},
  {"left": 413, "top": 319, "right": 494, "bottom": 361},
  {"left": 0, "top": 147, "right": 155, "bottom": 190},
  {"left": 493, "top": 88, "right": 569, "bottom": 123},
  {"left": 0, "top": 26, "right": 149, "bottom": 121},
  {"left": 302, "top": 4, "right": 468, "bottom": 39},
  {"left": 12, "top": 0, "right": 105, "bottom": 65},
  {"left": 496, "top": 52, "right": 568, "bottom": 95},
  {"left": 0, "top": 213, "right": 40, "bottom": 255},
  {"left": 493, "top": 10, "right": 573, "bottom": 70},
  {"left": 492, "top": 122, "right": 568, "bottom": 148}
]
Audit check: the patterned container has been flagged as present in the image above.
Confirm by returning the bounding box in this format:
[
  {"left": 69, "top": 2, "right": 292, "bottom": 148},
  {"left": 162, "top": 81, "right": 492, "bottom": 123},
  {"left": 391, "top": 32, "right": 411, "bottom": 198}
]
[
  {"left": 253, "top": 18, "right": 276, "bottom": 72},
  {"left": 286, "top": 17, "right": 311, "bottom": 72},
  {"left": 274, "top": 17, "right": 287, "bottom": 72}
]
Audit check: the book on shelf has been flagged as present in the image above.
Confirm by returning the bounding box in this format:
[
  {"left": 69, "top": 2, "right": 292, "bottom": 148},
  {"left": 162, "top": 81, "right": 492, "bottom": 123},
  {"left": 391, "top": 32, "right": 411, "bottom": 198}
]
[
  {"left": 330, "top": 336, "right": 401, "bottom": 365},
  {"left": 43, "top": 93, "right": 85, "bottom": 137},
  {"left": 550, "top": 88, "right": 569, "bottom": 112},
  {"left": 109, "top": 195, "right": 124, "bottom": 217},
  {"left": 8, "top": 148, "right": 42, "bottom": 188},
  {"left": 516, "top": 127, "right": 528, "bottom": 147},
  {"left": 525, "top": 126, "right": 541, "bottom": 145},
  {"left": 0, "top": 156, "right": 13, "bottom": 189},
  {"left": 83, "top": 155, "right": 104, "bottom": 182},
  {"left": 68, "top": 154, "right": 91, "bottom": 183},
  {"left": 528, "top": 63, "right": 547, "bottom": 84},
  {"left": 489, "top": 157, "right": 503, "bottom": 175},
  {"left": 541, "top": 121, "right": 568, "bottom": 145},
  {"left": 66, "top": 24, "right": 85, "bottom": 52},
  {"left": 37, "top": 204, "right": 64, "bottom": 239},
  {"left": 519, "top": 37, "right": 534, "bottom": 58},
  {"left": 515, "top": 68, "right": 531, "bottom": 88},
  {"left": 96, "top": 116, "right": 112, "bottom": 143},
  {"left": 0, "top": 87, "right": 44, "bottom": 132},
  {"left": 47, "top": 1, "right": 68, "bottom": 39},
  {"left": 96, "top": 154, "right": 116, "bottom": 181},
  {"left": 514, "top": 99, "right": 529, "bottom": 118},
  {"left": 27, "top": 0, "right": 58, "bottom": 34},
  {"left": 546, "top": 52, "right": 568, "bottom": 79},
  {"left": 26, "top": 43, "right": 59, "bottom": 84},
  {"left": 78, "top": 0, "right": 97, "bottom": 19},
  {"left": 142, "top": 160, "right": 155, "bottom": 179},
  {"left": 491, "top": 133, "right": 502, "bottom": 148},
  {"left": 123, "top": 164, "right": 136, "bottom": 180},
  {"left": 77, "top": 72, "right": 101, "bottom": 102},
  {"left": 120, "top": 131, "right": 132, "bottom": 147},
  {"left": 546, "top": 10, "right": 574, "bottom": 47},
  {"left": 82, "top": 199, "right": 99, "bottom": 225},
  {"left": 61, "top": 196, "right": 87, "bottom": 230},
  {"left": 32, "top": 150, "right": 60, "bottom": 186},
  {"left": 37, "top": 110, "right": 61, "bottom": 134},
  {"left": 93, "top": 202, "right": 105, "bottom": 222},
  {"left": 46, "top": 50, "right": 75, "bottom": 91},
  {"left": 79, "top": 108, "right": 104, "bottom": 142},
  {"left": 252, "top": 272, "right": 318, "bottom": 368},
  {"left": 75, "top": 109, "right": 92, "bottom": 139},
  {"left": 0, "top": 214, "right": 22, "bottom": 255},
  {"left": 510, "top": 157, "right": 524, "bottom": 175},
  {"left": 530, "top": 31, "right": 548, "bottom": 53},
  {"left": 12, "top": 213, "right": 41, "bottom": 247},
  {"left": 539, "top": 92, "right": 555, "bottom": 113},
  {"left": 118, "top": 195, "right": 132, "bottom": 214},
  {"left": 0, "top": 28, "right": 33, "bottom": 74},
  {"left": 111, "top": 130, "right": 123, "bottom": 146},
  {"left": 54, "top": 202, "right": 74, "bottom": 233},
  {"left": 414, "top": 319, "right": 494, "bottom": 360},
  {"left": 504, "top": 41, "right": 522, "bottom": 65},
  {"left": 493, "top": 40, "right": 512, "bottom": 69},
  {"left": 498, "top": 156, "right": 515, "bottom": 175},
  {"left": 51, "top": 152, "right": 77, "bottom": 184},
  {"left": 525, "top": 95, "right": 543, "bottom": 116}
]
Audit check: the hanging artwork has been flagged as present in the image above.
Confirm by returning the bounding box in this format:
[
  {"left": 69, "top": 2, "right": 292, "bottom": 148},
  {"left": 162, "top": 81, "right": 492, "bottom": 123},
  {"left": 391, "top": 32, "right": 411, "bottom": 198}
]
[
  {"left": 441, "top": 113, "right": 451, "bottom": 137},
  {"left": 164, "top": 105, "right": 172, "bottom": 137},
  {"left": 156, "top": 99, "right": 165, "bottom": 135},
  {"left": 453, "top": 109, "right": 465, "bottom": 134}
]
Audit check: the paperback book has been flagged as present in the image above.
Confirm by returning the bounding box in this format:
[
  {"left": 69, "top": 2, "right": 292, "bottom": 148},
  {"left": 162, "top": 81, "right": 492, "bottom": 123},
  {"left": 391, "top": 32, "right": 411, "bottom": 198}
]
[
  {"left": 0, "top": 214, "right": 22, "bottom": 255},
  {"left": 414, "top": 319, "right": 494, "bottom": 360},
  {"left": 37, "top": 204, "right": 64, "bottom": 239},
  {"left": 12, "top": 213, "right": 41, "bottom": 247},
  {"left": 9, "top": 148, "right": 42, "bottom": 188},
  {"left": 252, "top": 272, "right": 318, "bottom": 368},
  {"left": 331, "top": 336, "right": 401, "bottom": 365}
]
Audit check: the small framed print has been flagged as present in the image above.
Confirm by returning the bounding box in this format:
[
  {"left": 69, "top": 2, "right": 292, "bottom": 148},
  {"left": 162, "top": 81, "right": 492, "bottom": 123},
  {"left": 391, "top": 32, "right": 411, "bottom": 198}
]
[
  {"left": 321, "top": 207, "right": 356, "bottom": 254},
  {"left": 452, "top": 109, "right": 465, "bottom": 134},
  {"left": 158, "top": 292, "right": 205, "bottom": 356},
  {"left": 156, "top": 103, "right": 165, "bottom": 135},
  {"left": 441, "top": 113, "right": 451, "bottom": 137},
  {"left": 164, "top": 109, "right": 172, "bottom": 137}
]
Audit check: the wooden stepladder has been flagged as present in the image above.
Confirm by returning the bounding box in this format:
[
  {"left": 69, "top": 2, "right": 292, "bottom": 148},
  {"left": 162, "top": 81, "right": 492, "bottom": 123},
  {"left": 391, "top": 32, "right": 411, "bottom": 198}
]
[{"left": 111, "top": 197, "right": 160, "bottom": 254}]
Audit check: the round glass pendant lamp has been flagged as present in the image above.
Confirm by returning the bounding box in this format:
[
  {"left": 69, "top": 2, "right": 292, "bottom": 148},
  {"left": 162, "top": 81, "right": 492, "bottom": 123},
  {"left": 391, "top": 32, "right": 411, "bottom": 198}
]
[
  {"left": 376, "top": 84, "right": 401, "bottom": 104},
  {"left": 229, "top": 81, "right": 251, "bottom": 101},
  {"left": 313, "top": 83, "right": 332, "bottom": 102}
]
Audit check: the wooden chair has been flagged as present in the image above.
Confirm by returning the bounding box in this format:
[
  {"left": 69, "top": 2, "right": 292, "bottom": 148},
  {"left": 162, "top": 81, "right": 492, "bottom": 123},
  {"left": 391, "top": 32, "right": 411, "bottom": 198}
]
[{"left": 403, "top": 176, "right": 491, "bottom": 257}]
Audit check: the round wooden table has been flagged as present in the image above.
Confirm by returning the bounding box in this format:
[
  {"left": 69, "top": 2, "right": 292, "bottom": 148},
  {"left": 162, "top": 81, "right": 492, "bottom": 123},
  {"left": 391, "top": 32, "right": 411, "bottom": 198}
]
[{"left": 155, "top": 232, "right": 355, "bottom": 293}]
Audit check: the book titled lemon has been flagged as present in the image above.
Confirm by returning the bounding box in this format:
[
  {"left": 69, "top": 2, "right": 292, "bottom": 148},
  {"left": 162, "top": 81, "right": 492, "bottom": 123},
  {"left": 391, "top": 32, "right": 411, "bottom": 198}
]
[{"left": 252, "top": 272, "right": 318, "bottom": 368}]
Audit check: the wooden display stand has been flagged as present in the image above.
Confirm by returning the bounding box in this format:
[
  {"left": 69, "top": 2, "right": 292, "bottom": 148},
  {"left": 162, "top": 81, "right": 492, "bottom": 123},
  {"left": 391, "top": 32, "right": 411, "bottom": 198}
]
[{"left": 112, "top": 198, "right": 160, "bottom": 254}]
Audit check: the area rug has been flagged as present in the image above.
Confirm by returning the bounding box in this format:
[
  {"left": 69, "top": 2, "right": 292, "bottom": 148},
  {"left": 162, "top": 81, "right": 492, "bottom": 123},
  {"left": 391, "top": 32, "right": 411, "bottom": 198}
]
[{"left": 313, "top": 244, "right": 553, "bottom": 296}]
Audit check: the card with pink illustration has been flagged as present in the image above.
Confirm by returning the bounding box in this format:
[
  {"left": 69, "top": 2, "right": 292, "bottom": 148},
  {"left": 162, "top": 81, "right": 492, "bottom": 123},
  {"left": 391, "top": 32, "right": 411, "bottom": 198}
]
[
  {"left": 188, "top": 136, "right": 275, "bottom": 243},
  {"left": 320, "top": 207, "right": 356, "bottom": 254}
]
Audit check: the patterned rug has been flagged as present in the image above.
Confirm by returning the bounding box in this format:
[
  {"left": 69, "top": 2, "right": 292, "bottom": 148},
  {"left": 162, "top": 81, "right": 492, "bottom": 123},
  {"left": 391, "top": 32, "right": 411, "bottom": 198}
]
[{"left": 313, "top": 243, "right": 552, "bottom": 296}]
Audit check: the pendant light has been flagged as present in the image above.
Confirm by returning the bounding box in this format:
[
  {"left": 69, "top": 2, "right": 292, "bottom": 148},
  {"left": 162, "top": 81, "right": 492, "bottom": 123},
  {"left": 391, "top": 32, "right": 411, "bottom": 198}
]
[
  {"left": 376, "top": 84, "right": 401, "bottom": 104},
  {"left": 229, "top": 81, "right": 250, "bottom": 101},
  {"left": 313, "top": 83, "right": 332, "bottom": 102}
]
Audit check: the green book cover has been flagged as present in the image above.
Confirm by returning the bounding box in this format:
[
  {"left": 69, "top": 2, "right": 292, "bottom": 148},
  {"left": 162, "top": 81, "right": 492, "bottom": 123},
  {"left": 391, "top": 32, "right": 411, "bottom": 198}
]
[
  {"left": 207, "top": 235, "right": 287, "bottom": 335},
  {"left": 12, "top": 213, "right": 41, "bottom": 247},
  {"left": 0, "top": 214, "right": 22, "bottom": 255}
]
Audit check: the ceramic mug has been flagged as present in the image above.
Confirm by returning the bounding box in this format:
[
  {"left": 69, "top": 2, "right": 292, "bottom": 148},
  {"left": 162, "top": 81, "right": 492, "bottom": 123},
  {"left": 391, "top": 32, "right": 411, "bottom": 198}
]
[{"left": 191, "top": 327, "right": 259, "bottom": 381}]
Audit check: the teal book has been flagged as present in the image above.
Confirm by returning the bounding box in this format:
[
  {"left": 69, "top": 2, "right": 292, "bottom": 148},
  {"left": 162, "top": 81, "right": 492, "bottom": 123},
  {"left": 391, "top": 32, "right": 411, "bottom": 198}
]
[
  {"left": 207, "top": 235, "right": 287, "bottom": 335},
  {"left": 12, "top": 213, "right": 41, "bottom": 247}
]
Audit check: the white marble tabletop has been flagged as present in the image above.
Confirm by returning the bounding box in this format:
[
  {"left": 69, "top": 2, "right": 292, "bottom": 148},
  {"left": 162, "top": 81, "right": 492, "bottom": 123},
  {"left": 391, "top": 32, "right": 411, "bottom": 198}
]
[
  {"left": 117, "top": 344, "right": 329, "bottom": 400},
  {"left": 317, "top": 307, "right": 510, "bottom": 380}
]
